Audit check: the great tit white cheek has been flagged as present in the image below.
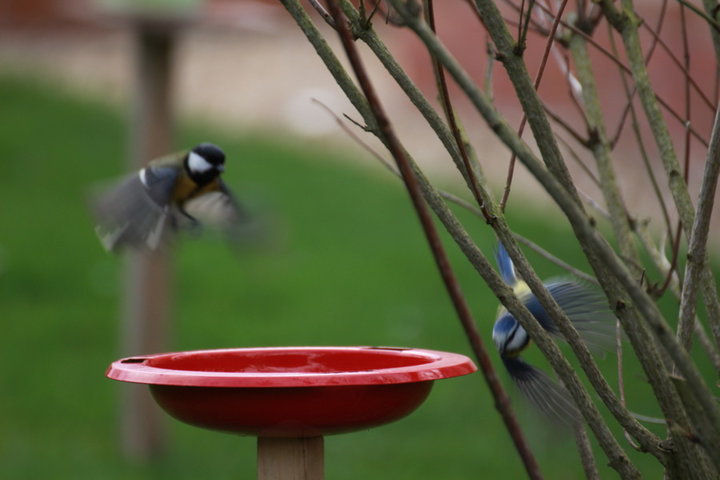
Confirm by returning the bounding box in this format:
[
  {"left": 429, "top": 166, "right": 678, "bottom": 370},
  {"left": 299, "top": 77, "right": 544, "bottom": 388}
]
[{"left": 188, "top": 151, "right": 214, "bottom": 174}]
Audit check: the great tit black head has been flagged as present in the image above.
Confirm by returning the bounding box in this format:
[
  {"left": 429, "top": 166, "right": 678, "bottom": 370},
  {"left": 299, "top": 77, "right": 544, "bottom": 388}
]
[
  {"left": 187, "top": 143, "right": 226, "bottom": 185},
  {"left": 91, "top": 142, "right": 246, "bottom": 252}
]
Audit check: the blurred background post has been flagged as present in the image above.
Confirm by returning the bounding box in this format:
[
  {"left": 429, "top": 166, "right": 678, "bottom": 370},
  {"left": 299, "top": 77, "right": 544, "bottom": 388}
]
[{"left": 121, "top": 10, "right": 179, "bottom": 461}]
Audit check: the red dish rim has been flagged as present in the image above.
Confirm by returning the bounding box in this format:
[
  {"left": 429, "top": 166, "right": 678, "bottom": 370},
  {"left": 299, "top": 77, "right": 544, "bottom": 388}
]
[{"left": 106, "top": 346, "right": 477, "bottom": 388}]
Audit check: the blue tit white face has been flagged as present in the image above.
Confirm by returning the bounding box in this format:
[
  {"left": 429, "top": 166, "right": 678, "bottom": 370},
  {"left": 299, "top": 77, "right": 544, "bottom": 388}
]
[{"left": 493, "top": 313, "right": 529, "bottom": 357}]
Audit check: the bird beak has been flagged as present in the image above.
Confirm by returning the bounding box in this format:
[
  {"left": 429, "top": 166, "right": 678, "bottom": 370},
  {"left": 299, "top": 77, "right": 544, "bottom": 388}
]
[{"left": 217, "top": 165, "right": 225, "bottom": 172}]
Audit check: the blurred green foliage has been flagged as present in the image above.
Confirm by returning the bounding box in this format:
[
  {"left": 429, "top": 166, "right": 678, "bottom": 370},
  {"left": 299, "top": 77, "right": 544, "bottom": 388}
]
[{"left": 0, "top": 74, "right": 675, "bottom": 479}]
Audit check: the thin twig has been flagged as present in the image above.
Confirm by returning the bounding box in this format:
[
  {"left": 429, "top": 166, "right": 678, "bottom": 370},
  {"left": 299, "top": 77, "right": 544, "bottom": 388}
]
[
  {"left": 568, "top": 22, "right": 642, "bottom": 278},
  {"left": 694, "top": 320, "right": 720, "bottom": 374},
  {"left": 653, "top": 4, "right": 694, "bottom": 301},
  {"left": 606, "top": 19, "right": 673, "bottom": 244},
  {"left": 531, "top": 0, "right": 709, "bottom": 147},
  {"left": 556, "top": 134, "right": 600, "bottom": 186},
  {"left": 574, "top": 424, "right": 601, "bottom": 480},
  {"left": 677, "top": 0, "right": 720, "bottom": 31},
  {"left": 638, "top": 14, "right": 714, "bottom": 113},
  {"left": 652, "top": 220, "right": 683, "bottom": 299},
  {"left": 500, "top": 0, "right": 569, "bottom": 211},
  {"left": 516, "top": 0, "right": 537, "bottom": 55},
  {"left": 609, "top": 0, "right": 667, "bottom": 146},
  {"left": 517, "top": 0, "right": 527, "bottom": 46},
  {"left": 425, "top": 0, "right": 495, "bottom": 223},
  {"left": 542, "top": 103, "right": 590, "bottom": 146},
  {"left": 557, "top": 50, "right": 587, "bottom": 122},
  {"left": 315, "top": 96, "right": 602, "bottom": 299},
  {"left": 308, "top": 0, "right": 337, "bottom": 28},
  {"left": 616, "top": 318, "right": 642, "bottom": 451},
  {"left": 340, "top": 3, "right": 495, "bottom": 211},
  {"left": 678, "top": 104, "right": 720, "bottom": 351},
  {"left": 514, "top": 234, "right": 598, "bottom": 284},
  {"left": 700, "top": 0, "right": 720, "bottom": 103},
  {"left": 484, "top": 36, "right": 496, "bottom": 100},
  {"left": 311, "top": 98, "right": 397, "bottom": 175},
  {"left": 629, "top": 412, "right": 667, "bottom": 425},
  {"left": 600, "top": 0, "right": 695, "bottom": 235},
  {"left": 579, "top": 189, "right": 610, "bottom": 219}
]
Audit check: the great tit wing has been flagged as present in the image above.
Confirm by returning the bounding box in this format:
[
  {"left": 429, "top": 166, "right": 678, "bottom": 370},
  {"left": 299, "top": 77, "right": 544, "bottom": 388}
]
[
  {"left": 182, "top": 180, "right": 248, "bottom": 227},
  {"left": 141, "top": 165, "right": 181, "bottom": 206},
  {"left": 502, "top": 356, "right": 581, "bottom": 427},
  {"left": 545, "top": 280, "right": 616, "bottom": 353},
  {"left": 91, "top": 167, "right": 179, "bottom": 251}
]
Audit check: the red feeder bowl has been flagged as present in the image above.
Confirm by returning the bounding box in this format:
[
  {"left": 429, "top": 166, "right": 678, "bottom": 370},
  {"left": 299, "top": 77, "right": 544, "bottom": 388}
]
[{"left": 106, "top": 346, "right": 477, "bottom": 437}]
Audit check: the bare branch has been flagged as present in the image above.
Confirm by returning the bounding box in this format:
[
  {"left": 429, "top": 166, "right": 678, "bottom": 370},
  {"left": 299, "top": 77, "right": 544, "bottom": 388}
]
[
  {"left": 679, "top": 105, "right": 720, "bottom": 351},
  {"left": 308, "top": 0, "right": 337, "bottom": 29},
  {"left": 501, "top": 0, "right": 570, "bottom": 211},
  {"left": 425, "top": 0, "right": 495, "bottom": 223},
  {"left": 574, "top": 425, "right": 601, "bottom": 480},
  {"left": 315, "top": 2, "right": 545, "bottom": 477}
]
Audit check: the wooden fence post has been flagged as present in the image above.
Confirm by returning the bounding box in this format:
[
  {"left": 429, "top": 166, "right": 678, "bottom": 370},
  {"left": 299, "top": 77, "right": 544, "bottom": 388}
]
[{"left": 120, "top": 18, "right": 176, "bottom": 461}]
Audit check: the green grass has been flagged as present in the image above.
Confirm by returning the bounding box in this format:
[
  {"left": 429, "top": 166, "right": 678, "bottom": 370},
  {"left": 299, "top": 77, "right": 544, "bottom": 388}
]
[{"left": 0, "top": 74, "right": 676, "bottom": 479}]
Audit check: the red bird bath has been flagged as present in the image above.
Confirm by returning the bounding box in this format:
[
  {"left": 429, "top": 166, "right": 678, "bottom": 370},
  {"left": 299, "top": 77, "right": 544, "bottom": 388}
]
[{"left": 106, "top": 346, "right": 477, "bottom": 479}]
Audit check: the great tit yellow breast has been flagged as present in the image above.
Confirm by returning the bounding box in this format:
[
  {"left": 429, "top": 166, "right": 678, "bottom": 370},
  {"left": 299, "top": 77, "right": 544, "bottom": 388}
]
[{"left": 172, "top": 176, "right": 221, "bottom": 204}]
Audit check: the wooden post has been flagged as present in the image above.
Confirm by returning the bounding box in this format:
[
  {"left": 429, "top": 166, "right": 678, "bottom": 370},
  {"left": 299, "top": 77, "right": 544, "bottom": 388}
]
[
  {"left": 120, "top": 18, "right": 176, "bottom": 461},
  {"left": 257, "top": 437, "right": 325, "bottom": 480}
]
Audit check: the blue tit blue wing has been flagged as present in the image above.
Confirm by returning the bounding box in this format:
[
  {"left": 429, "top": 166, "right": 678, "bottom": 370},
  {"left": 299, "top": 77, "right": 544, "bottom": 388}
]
[
  {"left": 90, "top": 166, "right": 179, "bottom": 251},
  {"left": 496, "top": 242, "right": 518, "bottom": 285},
  {"left": 521, "top": 280, "right": 615, "bottom": 353},
  {"left": 546, "top": 280, "right": 616, "bottom": 354},
  {"left": 520, "top": 291, "right": 558, "bottom": 334},
  {"left": 502, "top": 356, "right": 581, "bottom": 427}
]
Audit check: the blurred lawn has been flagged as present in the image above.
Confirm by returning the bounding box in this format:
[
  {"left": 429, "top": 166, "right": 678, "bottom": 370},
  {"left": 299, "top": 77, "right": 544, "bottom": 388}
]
[{"left": 0, "top": 74, "right": 671, "bottom": 479}]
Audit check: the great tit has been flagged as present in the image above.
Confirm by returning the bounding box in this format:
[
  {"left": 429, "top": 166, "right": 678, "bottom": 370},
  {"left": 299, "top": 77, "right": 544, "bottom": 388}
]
[
  {"left": 492, "top": 242, "right": 615, "bottom": 426},
  {"left": 91, "top": 143, "right": 244, "bottom": 252}
]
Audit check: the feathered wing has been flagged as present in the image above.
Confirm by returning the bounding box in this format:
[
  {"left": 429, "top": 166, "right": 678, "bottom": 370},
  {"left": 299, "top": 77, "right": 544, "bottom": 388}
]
[
  {"left": 521, "top": 279, "right": 616, "bottom": 354},
  {"left": 181, "top": 180, "right": 261, "bottom": 246},
  {"left": 502, "top": 356, "right": 581, "bottom": 427},
  {"left": 90, "top": 167, "right": 179, "bottom": 251},
  {"left": 546, "top": 280, "right": 617, "bottom": 354},
  {"left": 182, "top": 180, "right": 246, "bottom": 227}
]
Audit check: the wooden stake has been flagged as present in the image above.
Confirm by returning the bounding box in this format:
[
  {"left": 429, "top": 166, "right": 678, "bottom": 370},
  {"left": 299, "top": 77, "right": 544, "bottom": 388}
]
[
  {"left": 257, "top": 437, "right": 324, "bottom": 480},
  {"left": 120, "top": 18, "right": 176, "bottom": 461}
]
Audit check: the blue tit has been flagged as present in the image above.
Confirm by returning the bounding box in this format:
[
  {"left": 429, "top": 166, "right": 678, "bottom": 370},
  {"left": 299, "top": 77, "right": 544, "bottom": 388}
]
[
  {"left": 492, "top": 242, "right": 615, "bottom": 426},
  {"left": 91, "top": 143, "right": 245, "bottom": 252}
]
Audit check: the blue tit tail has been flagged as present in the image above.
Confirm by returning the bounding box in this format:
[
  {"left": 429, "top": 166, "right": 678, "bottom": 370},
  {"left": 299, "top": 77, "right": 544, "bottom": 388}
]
[
  {"left": 496, "top": 241, "right": 518, "bottom": 286},
  {"left": 502, "top": 356, "right": 581, "bottom": 428}
]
